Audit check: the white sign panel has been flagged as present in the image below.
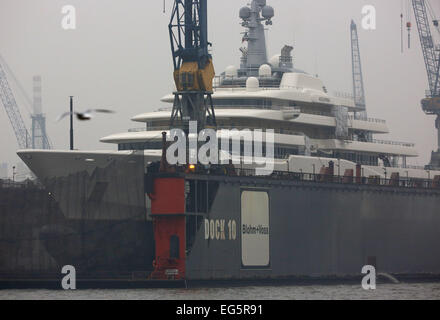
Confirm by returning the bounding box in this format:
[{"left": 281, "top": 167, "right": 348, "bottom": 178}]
[{"left": 241, "top": 191, "right": 270, "bottom": 267}]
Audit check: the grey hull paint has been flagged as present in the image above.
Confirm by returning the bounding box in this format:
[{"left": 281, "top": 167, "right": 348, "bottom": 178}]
[
  {"left": 185, "top": 175, "right": 440, "bottom": 280},
  {"left": 1, "top": 152, "right": 156, "bottom": 278},
  {"left": 0, "top": 184, "right": 155, "bottom": 277}
]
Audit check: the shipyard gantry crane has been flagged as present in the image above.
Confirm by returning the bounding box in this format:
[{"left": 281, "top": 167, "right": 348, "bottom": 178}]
[
  {"left": 168, "top": 0, "right": 216, "bottom": 134},
  {"left": 350, "top": 20, "right": 368, "bottom": 121},
  {"left": 411, "top": 0, "right": 440, "bottom": 168},
  {"left": 0, "top": 54, "right": 51, "bottom": 150},
  {"left": 149, "top": 0, "right": 217, "bottom": 281},
  {"left": 350, "top": 20, "right": 373, "bottom": 144},
  {"left": 0, "top": 55, "right": 32, "bottom": 149}
]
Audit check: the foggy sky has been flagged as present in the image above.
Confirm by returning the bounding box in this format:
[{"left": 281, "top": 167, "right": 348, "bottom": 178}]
[{"left": 1, "top": 0, "right": 439, "bottom": 174}]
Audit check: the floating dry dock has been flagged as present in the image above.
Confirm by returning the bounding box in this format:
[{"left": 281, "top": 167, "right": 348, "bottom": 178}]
[{"left": 1, "top": 160, "right": 440, "bottom": 288}]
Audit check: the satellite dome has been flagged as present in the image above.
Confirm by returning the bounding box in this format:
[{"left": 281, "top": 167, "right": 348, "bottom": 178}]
[
  {"left": 225, "top": 65, "right": 238, "bottom": 78},
  {"left": 246, "top": 77, "right": 260, "bottom": 91},
  {"left": 239, "top": 6, "right": 251, "bottom": 20},
  {"left": 258, "top": 64, "right": 272, "bottom": 77},
  {"left": 269, "top": 54, "right": 281, "bottom": 68},
  {"left": 256, "top": 0, "right": 266, "bottom": 7},
  {"left": 262, "top": 5, "right": 274, "bottom": 19}
]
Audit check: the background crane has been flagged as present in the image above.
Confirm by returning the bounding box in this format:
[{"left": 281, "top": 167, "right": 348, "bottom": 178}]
[
  {"left": 350, "top": 20, "right": 367, "bottom": 121},
  {"left": 350, "top": 20, "right": 373, "bottom": 144},
  {"left": 0, "top": 56, "right": 31, "bottom": 149},
  {"left": 0, "top": 54, "right": 51, "bottom": 150},
  {"left": 411, "top": 0, "right": 440, "bottom": 168}
]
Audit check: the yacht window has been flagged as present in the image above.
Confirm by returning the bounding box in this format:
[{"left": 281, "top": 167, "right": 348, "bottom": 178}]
[
  {"left": 213, "top": 99, "right": 273, "bottom": 108},
  {"left": 119, "top": 141, "right": 163, "bottom": 151},
  {"left": 119, "top": 141, "right": 299, "bottom": 160}
]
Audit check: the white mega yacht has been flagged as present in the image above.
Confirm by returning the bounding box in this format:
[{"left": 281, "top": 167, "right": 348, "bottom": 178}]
[{"left": 18, "top": 0, "right": 439, "bottom": 182}]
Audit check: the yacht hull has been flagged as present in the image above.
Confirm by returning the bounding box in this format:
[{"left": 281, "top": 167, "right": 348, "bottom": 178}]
[
  {"left": 0, "top": 150, "right": 157, "bottom": 279},
  {"left": 0, "top": 182, "right": 155, "bottom": 278}
]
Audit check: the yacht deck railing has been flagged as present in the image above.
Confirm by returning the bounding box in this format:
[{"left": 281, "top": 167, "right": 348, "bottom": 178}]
[
  {"left": 0, "top": 179, "right": 43, "bottom": 190},
  {"left": 372, "top": 139, "right": 415, "bottom": 148},
  {"left": 128, "top": 127, "right": 148, "bottom": 133},
  {"left": 347, "top": 115, "right": 386, "bottom": 124}
]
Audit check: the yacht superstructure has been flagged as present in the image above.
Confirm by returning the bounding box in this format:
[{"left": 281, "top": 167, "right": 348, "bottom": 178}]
[
  {"left": 19, "top": 1, "right": 438, "bottom": 181},
  {"left": 97, "top": 0, "right": 432, "bottom": 180}
]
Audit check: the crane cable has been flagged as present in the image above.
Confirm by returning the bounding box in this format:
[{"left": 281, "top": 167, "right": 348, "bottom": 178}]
[
  {"left": 407, "top": 0, "right": 412, "bottom": 49},
  {"left": 402, "top": 0, "right": 439, "bottom": 50},
  {"left": 425, "top": 0, "right": 440, "bottom": 37},
  {"left": 401, "top": 0, "right": 405, "bottom": 53}
]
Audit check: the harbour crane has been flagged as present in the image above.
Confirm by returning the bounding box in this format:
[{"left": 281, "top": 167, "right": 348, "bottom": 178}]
[
  {"left": 0, "top": 56, "right": 32, "bottom": 149},
  {"left": 168, "top": 0, "right": 216, "bottom": 135},
  {"left": 411, "top": 0, "right": 440, "bottom": 168},
  {"left": 149, "top": 0, "right": 217, "bottom": 281},
  {"left": 350, "top": 20, "right": 368, "bottom": 121},
  {"left": 0, "top": 54, "right": 51, "bottom": 150},
  {"left": 350, "top": 20, "right": 373, "bottom": 144}
]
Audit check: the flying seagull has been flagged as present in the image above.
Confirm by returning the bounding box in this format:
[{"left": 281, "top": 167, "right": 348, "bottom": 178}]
[{"left": 56, "top": 109, "right": 115, "bottom": 122}]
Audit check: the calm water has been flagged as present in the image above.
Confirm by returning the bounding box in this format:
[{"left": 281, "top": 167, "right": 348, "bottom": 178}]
[{"left": 1, "top": 282, "right": 440, "bottom": 300}]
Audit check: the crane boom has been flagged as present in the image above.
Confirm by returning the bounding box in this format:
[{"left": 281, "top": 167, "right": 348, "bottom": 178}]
[
  {"left": 412, "top": 0, "right": 440, "bottom": 97},
  {"left": 169, "top": 0, "right": 210, "bottom": 71},
  {"left": 412, "top": 0, "right": 440, "bottom": 168},
  {"left": 168, "top": 0, "right": 216, "bottom": 134},
  {"left": 350, "top": 20, "right": 367, "bottom": 120},
  {"left": 0, "top": 61, "right": 31, "bottom": 149},
  {"left": 0, "top": 55, "right": 51, "bottom": 150}
]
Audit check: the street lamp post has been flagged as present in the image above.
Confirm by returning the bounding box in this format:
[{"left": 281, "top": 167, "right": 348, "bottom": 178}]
[
  {"left": 337, "top": 158, "right": 341, "bottom": 177},
  {"left": 70, "top": 96, "right": 74, "bottom": 151}
]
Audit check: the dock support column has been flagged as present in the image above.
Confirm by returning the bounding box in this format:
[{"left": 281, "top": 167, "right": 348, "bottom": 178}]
[
  {"left": 356, "top": 164, "right": 362, "bottom": 184},
  {"left": 149, "top": 177, "right": 186, "bottom": 280}
]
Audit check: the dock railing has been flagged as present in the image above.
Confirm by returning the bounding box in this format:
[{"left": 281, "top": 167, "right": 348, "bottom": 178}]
[
  {"left": 0, "top": 179, "right": 43, "bottom": 190},
  {"left": 182, "top": 167, "right": 440, "bottom": 190}
]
